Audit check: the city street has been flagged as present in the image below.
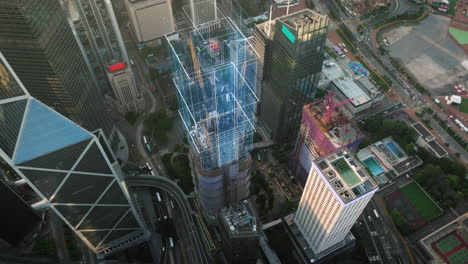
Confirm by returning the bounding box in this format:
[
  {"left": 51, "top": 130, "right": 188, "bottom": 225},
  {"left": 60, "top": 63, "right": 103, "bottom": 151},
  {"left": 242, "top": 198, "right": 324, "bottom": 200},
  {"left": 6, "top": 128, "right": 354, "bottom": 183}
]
[
  {"left": 358, "top": 199, "right": 409, "bottom": 264},
  {"left": 127, "top": 176, "right": 209, "bottom": 264}
]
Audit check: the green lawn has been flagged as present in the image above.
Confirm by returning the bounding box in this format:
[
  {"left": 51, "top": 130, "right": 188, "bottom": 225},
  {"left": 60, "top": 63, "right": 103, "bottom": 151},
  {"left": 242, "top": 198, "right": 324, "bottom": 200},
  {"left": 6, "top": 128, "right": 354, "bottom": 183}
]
[
  {"left": 449, "top": 27, "right": 468, "bottom": 44},
  {"left": 459, "top": 98, "right": 468, "bottom": 114},
  {"left": 400, "top": 182, "right": 442, "bottom": 221}
]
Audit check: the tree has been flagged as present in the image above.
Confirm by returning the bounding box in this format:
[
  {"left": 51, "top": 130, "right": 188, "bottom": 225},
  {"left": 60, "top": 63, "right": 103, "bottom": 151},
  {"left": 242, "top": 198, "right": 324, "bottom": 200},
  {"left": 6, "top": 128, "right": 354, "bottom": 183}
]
[
  {"left": 253, "top": 132, "right": 263, "bottom": 143},
  {"left": 390, "top": 209, "right": 412, "bottom": 235},
  {"left": 256, "top": 194, "right": 266, "bottom": 210},
  {"left": 144, "top": 109, "right": 174, "bottom": 143},
  {"left": 403, "top": 143, "right": 416, "bottom": 155}
]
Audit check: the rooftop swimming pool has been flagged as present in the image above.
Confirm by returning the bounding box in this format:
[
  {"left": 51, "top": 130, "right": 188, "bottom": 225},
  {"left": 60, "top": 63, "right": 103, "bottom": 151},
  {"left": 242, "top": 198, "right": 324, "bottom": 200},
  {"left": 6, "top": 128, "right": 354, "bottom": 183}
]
[
  {"left": 362, "top": 157, "right": 385, "bottom": 176},
  {"left": 386, "top": 142, "right": 404, "bottom": 158},
  {"left": 331, "top": 158, "right": 361, "bottom": 186}
]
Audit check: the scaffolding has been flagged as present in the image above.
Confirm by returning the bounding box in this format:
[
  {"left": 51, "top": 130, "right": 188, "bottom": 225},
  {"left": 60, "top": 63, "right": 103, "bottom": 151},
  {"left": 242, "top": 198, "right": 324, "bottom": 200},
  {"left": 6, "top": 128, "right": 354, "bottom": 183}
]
[{"left": 166, "top": 17, "right": 258, "bottom": 170}]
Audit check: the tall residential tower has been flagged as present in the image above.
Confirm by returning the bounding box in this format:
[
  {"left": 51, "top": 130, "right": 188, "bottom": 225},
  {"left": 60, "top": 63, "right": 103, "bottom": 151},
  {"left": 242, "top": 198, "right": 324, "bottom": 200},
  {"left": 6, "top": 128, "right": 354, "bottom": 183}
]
[
  {"left": 0, "top": 0, "right": 115, "bottom": 140},
  {"left": 255, "top": 9, "right": 328, "bottom": 143},
  {"left": 166, "top": 17, "right": 258, "bottom": 215},
  {"left": 0, "top": 52, "right": 148, "bottom": 258},
  {"left": 293, "top": 148, "right": 378, "bottom": 259},
  {"left": 64, "top": 0, "right": 144, "bottom": 113}
]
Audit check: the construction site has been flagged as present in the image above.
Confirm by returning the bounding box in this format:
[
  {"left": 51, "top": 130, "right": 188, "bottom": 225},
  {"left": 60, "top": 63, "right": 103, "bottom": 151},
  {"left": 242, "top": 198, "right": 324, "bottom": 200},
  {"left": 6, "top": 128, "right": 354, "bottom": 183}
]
[
  {"left": 291, "top": 91, "right": 363, "bottom": 185},
  {"left": 166, "top": 13, "right": 259, "bottom": 214}
]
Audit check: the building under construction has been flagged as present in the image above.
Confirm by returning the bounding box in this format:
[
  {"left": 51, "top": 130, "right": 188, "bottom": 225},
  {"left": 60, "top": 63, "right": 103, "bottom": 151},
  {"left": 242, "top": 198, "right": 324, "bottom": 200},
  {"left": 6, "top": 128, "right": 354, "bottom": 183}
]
[
  {"left": 166, "top": 16, "right": 258, "bottom": 216},
  {"left": 291, "top": 96, "right": 363, "bottom": 185}
]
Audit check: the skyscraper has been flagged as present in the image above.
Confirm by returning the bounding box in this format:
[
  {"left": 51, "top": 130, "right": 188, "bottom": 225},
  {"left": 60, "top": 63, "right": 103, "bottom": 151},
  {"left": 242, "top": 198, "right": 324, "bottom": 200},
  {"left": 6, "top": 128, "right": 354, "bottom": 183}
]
[
  {"left": 182, "top": 0, "right": 218, "bottom": 26},
  {"left": 291, "top": 104, "right": 363, "bottom": 185},
  {"left": 166, "top": 17, "right": 258, "bottom": 216},
  {"left": 0, "top": 0, "right": 115, "bottom": 140},
  {"left": 0, "top": 52, "right": 148, "bottom": 258},
  {"left": 255, "top": 9, "right": 328, "bottom": 143},
  {"left": 63, "top": 0, "right": 145, "bottom": 113},
  {"left": 293, "top": 148, "right": 378, "bottom": 259},
  {"left": 125, "top": 0, "right": 175, "bottom": 42}
]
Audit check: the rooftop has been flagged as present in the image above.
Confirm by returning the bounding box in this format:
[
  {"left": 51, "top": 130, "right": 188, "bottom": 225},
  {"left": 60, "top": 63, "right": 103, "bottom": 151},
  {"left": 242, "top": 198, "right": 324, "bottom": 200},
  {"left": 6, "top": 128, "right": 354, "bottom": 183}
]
[
  {"left": 314, "top": 149, "right": 378, "bottom": 203},
  {"left": 428, "top": 140, "right": 449, "bottom": 157},
  {"left": 277, "top": 9, "right": 326, "bottom": 28},
  {"left": 413, "top": 122, "right": 432, "bottom": 139},
  {"left": 301, "top": 103, "right": 363, "bottom": 157},
  {"left": 412, "top": 122, "right": 448, "bottom": 158},
  {"left": 220, "top": 200, "right": 258, "bottom": 236},
  {"left": 332, "top": 79, "right": 372, "bottom": 107}
]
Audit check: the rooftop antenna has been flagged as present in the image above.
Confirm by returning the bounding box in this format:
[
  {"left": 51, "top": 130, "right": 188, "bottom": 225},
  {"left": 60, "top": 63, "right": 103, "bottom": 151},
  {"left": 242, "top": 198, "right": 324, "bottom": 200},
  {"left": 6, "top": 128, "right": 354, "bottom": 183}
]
[{"left": 266, "top": 4, "right": 273, "bottom": 37}]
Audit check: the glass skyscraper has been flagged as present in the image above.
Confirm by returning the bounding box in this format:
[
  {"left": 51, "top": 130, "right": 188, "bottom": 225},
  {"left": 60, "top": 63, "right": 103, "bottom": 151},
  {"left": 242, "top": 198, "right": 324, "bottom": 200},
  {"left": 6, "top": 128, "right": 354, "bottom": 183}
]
[
  {"left": 0, "top": 52, "right": 148, "bottom": 258},
  {"left": 0, "top": 0, "right": 115, "bottom": 139},
  {"left": 257, "top": 9, "right": 328, "bottom": 143}
]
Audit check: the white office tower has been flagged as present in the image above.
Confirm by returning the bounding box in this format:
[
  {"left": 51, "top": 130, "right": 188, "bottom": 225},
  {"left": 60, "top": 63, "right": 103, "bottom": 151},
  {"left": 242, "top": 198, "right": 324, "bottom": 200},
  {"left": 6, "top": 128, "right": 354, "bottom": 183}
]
[
  {"left": 294, "top": 148, "right": 378, "bottom": 259},
  {"left": 125, "top": 0, "right": 175, "bottom": 42}
]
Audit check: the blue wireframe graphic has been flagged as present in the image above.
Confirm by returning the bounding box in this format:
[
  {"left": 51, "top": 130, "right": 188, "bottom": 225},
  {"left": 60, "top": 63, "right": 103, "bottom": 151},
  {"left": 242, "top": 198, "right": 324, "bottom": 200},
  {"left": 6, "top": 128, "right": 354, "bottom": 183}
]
[{"left": 166, "top": 18, "right": 258, "bottom": 169}]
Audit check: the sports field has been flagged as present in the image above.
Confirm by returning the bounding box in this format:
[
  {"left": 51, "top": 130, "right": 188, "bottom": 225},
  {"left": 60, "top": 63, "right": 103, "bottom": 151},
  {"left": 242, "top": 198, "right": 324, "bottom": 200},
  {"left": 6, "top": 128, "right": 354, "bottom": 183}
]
[
  {"left": 400, "top": 182, "right": 442, "bottom": 221},
  {"left": 448, "top": 248, "right": 468, "bottom": 264},
  {"left": 459, "top": 98, "right": 468, "bottom": 114},
  {"left": 436, "top": 234, "right": 461, "bottom": 253},
  {"left": 432, "top": 231, "right": 468, "bottom": 264}
]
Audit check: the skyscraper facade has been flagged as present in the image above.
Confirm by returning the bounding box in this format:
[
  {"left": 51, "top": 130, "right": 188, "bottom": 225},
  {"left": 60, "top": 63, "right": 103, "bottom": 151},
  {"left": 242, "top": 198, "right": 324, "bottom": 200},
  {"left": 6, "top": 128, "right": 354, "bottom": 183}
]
[
  {"left": 182, "top": 0, "right": 218, "bottom": 26},
  {"left": 294, "top": 148, "right": 378, "bottom": 258},
  {"left": 63, "top": 0, "right": 145, "bottom": 113},
  {"left": 0, "top": 0, "right": 115, "bottom": 139},
  {"left": 256, "top": 9, "right": 328, "bottom": 143},
  {"left": 291, "top": 104, "right": 363, "bottom": 185},
  {"left": 166, "top": 17, "right": 258, "bottom": 215},
  {"left": 0, "top": 53, "right": 148, "bottom": 258},
  {"left": 125, "top": 0, "right": 175, "bottom": 42}
]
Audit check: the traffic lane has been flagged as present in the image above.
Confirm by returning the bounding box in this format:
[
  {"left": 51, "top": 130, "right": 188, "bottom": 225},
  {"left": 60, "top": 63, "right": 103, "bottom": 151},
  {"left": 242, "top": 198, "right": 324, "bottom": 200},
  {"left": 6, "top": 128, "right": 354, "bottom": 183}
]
[
  {"left": 127, "top": 178, "right": 208, "bottom": 264},
  {"left": 367, "top": 205, "right": 400, "bottom": 262},
  {"left": 369, "top": 199, "right": 410, "bottom": 264},
  {"left": 135, "top": 182, "right": 202, "bottom": 263},
  {"left": 362, "top": 207, "right": 387, "bottom": 263}
]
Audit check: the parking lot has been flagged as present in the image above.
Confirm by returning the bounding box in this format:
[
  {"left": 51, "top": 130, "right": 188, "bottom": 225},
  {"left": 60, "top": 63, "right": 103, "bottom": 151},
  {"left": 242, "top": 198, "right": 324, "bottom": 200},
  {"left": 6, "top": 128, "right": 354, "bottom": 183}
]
[{"left": 380, "top": 14, "right": 467, "bottom": 96}]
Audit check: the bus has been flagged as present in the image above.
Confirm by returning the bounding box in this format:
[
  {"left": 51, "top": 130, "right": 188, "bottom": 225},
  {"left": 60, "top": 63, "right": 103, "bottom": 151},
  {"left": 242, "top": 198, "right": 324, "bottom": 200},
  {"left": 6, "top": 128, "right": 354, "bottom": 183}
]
[
  {"left": 156, "top": 192, "right": 162, "bottom": 202},
  {"left": 146, "top": 162, "right": 152, "bottom": 171},
  {"left": 143, "top": 136, "right": 148, "bottom": 144},
  {"left": 170, "top": 201, "right": 174, "bottom": 209},
  {"left": 373, "top": 209, "right": 379, "bottom": 218},
  {"left": 169, "top": 237, "right": 174, "bottom": 248}
]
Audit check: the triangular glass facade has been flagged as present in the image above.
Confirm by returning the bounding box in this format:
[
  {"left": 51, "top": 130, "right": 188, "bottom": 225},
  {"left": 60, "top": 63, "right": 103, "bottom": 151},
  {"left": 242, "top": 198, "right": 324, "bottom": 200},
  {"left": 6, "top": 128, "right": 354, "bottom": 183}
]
[{"left": 14, "top": 99, "right": 92, "bottom": 164}]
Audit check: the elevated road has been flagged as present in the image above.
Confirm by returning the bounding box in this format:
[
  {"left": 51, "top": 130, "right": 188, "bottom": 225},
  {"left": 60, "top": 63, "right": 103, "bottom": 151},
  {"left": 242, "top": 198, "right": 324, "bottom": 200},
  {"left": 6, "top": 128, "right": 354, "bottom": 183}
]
[{"left": 126, "top": 176, "right": 209, "bottom": 264}]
